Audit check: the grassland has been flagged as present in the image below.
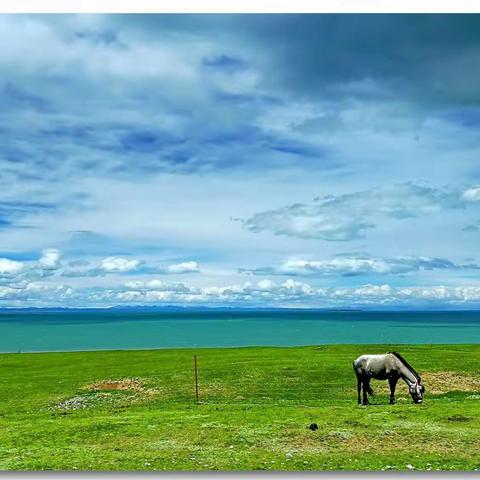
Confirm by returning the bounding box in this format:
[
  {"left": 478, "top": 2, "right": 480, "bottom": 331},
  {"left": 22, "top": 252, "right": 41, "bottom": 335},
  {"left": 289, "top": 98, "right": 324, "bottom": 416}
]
[{"left": 0, "top": 344, "right": 479, "bottom": 471}]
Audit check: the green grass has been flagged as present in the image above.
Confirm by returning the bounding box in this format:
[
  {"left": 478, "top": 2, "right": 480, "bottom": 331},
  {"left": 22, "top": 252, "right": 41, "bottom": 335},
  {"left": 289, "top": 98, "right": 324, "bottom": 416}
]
[{"left": 0, "top": 344, "right": 479, "bottom": 471}]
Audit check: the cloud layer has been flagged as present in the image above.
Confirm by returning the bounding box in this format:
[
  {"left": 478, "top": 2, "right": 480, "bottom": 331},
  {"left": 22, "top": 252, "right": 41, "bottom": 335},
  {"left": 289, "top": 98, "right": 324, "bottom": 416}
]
[
  {"left": 1, "top": 15, "right": 480, "bottom": 308},
  {"left": 0, "top": 247, "right": 479, "bottom": 308},
  {"left": 241, "top": 254, "right": 477, "bottom": 277},
  {"left": 243, "top": 183, "right": 480, "bottom": 241},
  {"left": 4, "top": 275, "right": 480, "bottom": 309}
]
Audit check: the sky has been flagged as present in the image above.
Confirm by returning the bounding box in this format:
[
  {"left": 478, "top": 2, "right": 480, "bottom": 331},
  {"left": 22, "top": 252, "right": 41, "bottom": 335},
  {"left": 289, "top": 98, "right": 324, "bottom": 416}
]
[{"left": 2, "top": 14, "right": 480, "bottom": 308}]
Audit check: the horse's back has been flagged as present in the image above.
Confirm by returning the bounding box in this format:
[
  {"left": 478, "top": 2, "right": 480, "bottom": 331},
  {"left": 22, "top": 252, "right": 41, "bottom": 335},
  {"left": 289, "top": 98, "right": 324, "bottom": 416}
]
[
  {"left": 353, "top": 353, "right": 394, "bottom": 377},
  {"left": 353, "top": 353, "right": 386, "bottom": 366}
]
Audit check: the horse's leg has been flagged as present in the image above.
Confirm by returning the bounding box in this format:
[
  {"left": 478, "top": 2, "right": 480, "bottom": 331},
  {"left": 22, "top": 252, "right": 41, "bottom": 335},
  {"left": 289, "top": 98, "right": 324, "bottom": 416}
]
[
  {"left": 388, "top": 376, "right": 398, "bottom": 404},
  {"left": 362, "top": 378, "right": 370, "bottom": 405},
  {"left": 357, "top": 376, "right": 362, "bottom": 404}
]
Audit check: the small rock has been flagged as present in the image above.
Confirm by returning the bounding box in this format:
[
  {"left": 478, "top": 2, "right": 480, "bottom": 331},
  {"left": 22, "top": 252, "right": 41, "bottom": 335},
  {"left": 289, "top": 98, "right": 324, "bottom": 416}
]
[
  {"left": 406, "top": 464, "right": 415, "bottom": 470},
  {"left": 308, "top": 423, "right": 318, "bottom": 431}
]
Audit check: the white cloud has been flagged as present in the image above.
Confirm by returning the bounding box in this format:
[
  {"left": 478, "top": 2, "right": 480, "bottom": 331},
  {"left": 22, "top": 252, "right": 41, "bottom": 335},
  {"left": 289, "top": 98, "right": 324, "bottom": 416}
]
[
  {"left": 92, "top": 279, "right": 480, "bottom": 307},
  {"left": 100, "top": 256, "right": 140, "bottom": 273},
  {"left": 0, "top": 16, "right": 203, "bottom": 83},
  {"left": 0, "top": 281, "right": 73, "bottom": 305},
  {"left": 242, "top": 254, "right": 471, "bottom": 276},
  {"left": 462, "top": 186, "right": 480, "bottom": 202},
  {"left": 113, "top": 278, "right": 317, "bottom": 306},
  {"left": 61, "top": 258, "right": 199, "bottom": 277},
  {"left": 124, "top": 279, "right": 190, "bottom": 293},
  {"left": 4, "top": 272, "right": 480, "bottom": 308},
  {"left": 0, "top": 249, "right": 63, "bottom": 282},
  {"left": 257, "top": 279, "right": 276, "bottom": 290},
  {"left": 165, "top": 261, "right": 200, "bottom": 274},
  {"left": 0, "top": 258, "right": 24, "bottom": 276},
  {"left": 243, "top": 183, "right": 475, "bottom": 241},
  {"left": 38, "top": 248, "right": 61, "bottom": 270}
]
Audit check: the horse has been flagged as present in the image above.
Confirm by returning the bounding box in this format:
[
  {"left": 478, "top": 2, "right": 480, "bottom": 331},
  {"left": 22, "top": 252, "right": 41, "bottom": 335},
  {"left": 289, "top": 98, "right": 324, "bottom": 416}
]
[{"left": 353, "top": 352, "right": 425, "bottom": 405}]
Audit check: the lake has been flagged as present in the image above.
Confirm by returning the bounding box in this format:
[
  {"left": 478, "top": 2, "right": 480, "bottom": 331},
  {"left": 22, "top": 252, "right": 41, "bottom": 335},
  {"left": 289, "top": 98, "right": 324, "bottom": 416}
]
[{"left": 1, "top": 309, "right": 479, "bottom": 352}]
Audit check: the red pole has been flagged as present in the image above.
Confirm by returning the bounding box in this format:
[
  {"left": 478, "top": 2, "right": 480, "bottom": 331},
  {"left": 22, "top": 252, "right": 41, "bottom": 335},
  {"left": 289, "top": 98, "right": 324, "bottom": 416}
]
[{"left": 194, "top": 354, "right": 199, "bottom": 404}]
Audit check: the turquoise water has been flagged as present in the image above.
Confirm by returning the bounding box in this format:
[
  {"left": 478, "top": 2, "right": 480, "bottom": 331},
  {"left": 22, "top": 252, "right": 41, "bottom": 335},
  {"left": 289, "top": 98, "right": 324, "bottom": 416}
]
[{"left": 1, "top": 310, "right": 479, "bottom": 352}]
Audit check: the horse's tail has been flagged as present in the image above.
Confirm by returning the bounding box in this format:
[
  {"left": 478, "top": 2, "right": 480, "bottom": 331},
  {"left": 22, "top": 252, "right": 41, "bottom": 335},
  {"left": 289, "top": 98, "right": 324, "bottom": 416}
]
[{"left": 366, "top": 384, "right": 375, "bottom": 397}]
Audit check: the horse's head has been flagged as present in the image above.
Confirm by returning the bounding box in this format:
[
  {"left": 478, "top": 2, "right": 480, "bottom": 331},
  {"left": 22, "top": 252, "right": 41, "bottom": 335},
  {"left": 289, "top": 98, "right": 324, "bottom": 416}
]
[{"left": 409, "top": 378, "right": 425, "bottom": 404}]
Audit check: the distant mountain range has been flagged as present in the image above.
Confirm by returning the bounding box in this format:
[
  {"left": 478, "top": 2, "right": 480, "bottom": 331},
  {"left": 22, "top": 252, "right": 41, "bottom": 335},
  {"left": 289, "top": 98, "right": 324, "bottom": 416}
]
[
  {"left": 0, "top": 305, "right": 365, "bottom": 313},
  {"left": 1, "top": 305, "right": 479, "bottom": 313}
]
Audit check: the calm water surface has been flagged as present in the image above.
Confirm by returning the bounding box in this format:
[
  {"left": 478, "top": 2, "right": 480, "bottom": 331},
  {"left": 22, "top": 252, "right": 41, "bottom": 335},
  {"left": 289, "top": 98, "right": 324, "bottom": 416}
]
[{"left": 1, "top": 310, "right": 479, "bottom": 352}]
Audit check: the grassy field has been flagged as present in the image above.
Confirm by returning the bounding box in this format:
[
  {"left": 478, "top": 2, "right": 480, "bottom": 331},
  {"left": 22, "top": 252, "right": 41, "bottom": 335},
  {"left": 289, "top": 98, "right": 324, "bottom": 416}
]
[{"left": 0, "top": 344, "right": 479, "bottom": 471}]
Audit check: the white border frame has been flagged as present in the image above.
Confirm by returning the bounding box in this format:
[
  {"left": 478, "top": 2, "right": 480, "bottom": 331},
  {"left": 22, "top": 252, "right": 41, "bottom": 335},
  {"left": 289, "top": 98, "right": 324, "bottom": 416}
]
[
  {"left": 0, "top": 0, "right": 480, "bottom": 13},
  {"left": 0, "top": 3, "right": 478, "bottom": 478}
]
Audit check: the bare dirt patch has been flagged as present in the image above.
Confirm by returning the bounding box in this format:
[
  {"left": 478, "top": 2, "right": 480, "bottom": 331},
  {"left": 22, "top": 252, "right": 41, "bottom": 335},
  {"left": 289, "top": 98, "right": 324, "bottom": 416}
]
[
  {"left": 421, "top": 371, "right": 480, "bottom": 395},
  {"left": 84, "top": 378, "right": 157, "bottom": 395},
  {"left": 54, "top": 378, "right": 158, "bottom": 411},
  {"left": 372, "top": 371, "right": 480, "bottom": 396}
]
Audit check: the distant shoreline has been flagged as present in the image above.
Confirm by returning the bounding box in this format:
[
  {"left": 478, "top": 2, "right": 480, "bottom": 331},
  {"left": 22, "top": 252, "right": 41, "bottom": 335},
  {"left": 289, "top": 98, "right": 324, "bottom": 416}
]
[{"left": 3, "top": 306, "right": 480, "bottom": 313}]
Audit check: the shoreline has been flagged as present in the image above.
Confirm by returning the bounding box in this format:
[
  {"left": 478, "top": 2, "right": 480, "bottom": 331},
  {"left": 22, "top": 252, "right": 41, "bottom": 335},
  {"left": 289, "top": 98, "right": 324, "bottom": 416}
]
[{"left": 1, "top": 342, "right": 478, "bottom": 355}]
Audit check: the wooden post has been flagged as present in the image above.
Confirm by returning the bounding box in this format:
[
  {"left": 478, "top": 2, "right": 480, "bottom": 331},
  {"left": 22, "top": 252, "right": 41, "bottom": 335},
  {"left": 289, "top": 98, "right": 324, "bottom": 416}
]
[{"left": 194, "top": 354, "right": 199, "bottom": 404}]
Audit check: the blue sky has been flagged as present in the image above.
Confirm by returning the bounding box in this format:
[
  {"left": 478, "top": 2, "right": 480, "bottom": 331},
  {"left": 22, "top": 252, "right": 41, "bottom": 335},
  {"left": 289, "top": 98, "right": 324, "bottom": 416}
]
[{"left": 2, "top": 14, "right": 480, "bottom": 308}]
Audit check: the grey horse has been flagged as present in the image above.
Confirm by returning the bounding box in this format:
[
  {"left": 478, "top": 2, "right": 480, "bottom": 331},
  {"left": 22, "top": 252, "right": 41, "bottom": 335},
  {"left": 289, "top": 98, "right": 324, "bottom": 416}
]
[{"left": 353, "top": 352, "right": 425, "bottom": 405}]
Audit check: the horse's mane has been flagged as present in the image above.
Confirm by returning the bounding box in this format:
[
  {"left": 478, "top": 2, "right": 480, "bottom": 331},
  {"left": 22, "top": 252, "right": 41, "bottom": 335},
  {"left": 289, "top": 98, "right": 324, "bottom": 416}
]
[{"left": 389, "top": 352, "right": 420, "bottom": 380}]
